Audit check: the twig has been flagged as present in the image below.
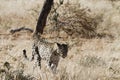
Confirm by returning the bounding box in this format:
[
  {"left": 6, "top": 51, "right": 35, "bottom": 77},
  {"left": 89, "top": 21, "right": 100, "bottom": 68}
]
[{"left": 10, "top": 27, "right": 33, "bottom": 34}]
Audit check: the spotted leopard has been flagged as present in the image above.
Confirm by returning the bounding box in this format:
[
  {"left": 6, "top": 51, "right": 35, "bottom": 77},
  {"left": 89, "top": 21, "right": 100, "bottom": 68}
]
[{"left": 31, "top": 38, "right": 68, "bottom": 73}]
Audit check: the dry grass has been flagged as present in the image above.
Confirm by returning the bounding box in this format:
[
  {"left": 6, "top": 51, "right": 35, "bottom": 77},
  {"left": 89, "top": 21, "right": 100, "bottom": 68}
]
[{"left": 0, "top": 0, "right": 120, "bottom": 80}]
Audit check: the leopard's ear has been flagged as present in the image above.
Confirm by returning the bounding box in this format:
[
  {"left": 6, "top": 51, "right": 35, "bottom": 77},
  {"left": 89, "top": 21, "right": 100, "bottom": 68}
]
[
  {"left": 53, "top": 43, "right": 59, "bottom": 50},
  {"left": 56, "top": 43, "right": 61, "bottom": 47}
]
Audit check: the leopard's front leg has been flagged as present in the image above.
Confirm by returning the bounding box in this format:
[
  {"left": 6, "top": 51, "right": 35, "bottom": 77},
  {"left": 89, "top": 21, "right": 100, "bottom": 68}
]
[
  {"left": 48, "top": 60, "right": 58, "bottom": 74},
  {"left": 32, "top": 44, "right": 41, "bottom": 69}
]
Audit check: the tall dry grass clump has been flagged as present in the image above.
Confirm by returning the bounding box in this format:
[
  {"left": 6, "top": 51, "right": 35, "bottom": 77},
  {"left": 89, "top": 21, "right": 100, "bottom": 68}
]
[
  {"left": 0, "top": 62, "right": 34, "bottom": 80},
  {"left": 0, "top": 0, "right": 120, "bottom": 80}
]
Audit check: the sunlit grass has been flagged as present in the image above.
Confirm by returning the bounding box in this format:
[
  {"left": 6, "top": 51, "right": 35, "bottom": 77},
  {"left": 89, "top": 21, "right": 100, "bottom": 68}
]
[{"left": 0, "top": 0, "right": 120, "bottom": 80}]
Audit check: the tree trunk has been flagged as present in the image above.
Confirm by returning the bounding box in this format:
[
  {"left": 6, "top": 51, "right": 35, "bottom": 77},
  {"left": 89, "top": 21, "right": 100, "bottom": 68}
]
[{"left": 34, "top": 0, "right": 54, "bottom": 36}]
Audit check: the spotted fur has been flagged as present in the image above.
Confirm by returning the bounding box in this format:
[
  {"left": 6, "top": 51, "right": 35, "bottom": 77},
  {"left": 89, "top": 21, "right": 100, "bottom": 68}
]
[{"left": 31, "top": 39, "right": 68, "bottom": 73}]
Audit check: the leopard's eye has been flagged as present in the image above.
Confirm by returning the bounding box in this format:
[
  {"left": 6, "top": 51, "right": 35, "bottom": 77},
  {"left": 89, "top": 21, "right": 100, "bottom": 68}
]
[{"left": 54, "top": 53, "right": 57, "bottom": 56}]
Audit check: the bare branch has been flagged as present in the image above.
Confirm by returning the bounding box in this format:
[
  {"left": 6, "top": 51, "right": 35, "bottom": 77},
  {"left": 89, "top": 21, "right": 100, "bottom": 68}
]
[
  {"left": 34, "top": 0, "right": 54, "bottom": 35},
  {"left": 10, "top": 27, "right": 33, "bottom": 34}
]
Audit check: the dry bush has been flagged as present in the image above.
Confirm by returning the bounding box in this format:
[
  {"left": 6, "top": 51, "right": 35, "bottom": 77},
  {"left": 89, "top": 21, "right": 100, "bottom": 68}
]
[
  {"left": 43, "top": 3, "right": 104, "bottom": 39},
  {"left": 0, "top": 62, "right": 34, "bottom": 80}
]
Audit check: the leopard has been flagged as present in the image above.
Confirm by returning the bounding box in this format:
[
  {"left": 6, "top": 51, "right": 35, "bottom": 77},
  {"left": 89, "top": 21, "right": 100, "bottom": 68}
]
[{"left": 31, "top": 38, "right": 68, "bottom": 73}]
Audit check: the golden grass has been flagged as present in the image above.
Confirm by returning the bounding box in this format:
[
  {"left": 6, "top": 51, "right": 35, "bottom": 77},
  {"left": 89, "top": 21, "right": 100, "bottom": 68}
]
[{"left": 0, "top": 0, "right": 120, "bottom": 80}]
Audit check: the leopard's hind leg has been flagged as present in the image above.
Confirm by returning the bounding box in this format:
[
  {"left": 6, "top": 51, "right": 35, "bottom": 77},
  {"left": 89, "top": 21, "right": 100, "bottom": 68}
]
[
  {"left": 32, "top": 45, "right": 41, "bottom": 69},
  {"left": 35, "top": 46, "right": 41, "bottom": 69}
]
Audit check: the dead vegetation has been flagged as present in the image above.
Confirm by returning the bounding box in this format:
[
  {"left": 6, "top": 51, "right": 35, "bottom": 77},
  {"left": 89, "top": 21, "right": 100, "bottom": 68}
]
[
  {"left": 47, "top": 3, "right": 100, "bottom": 38},
  {"left": 0, "top": 0, "right": 120, "bottom": 80},
  {"left": 0, "top": 62, "right": 34, "bottom": 80}
]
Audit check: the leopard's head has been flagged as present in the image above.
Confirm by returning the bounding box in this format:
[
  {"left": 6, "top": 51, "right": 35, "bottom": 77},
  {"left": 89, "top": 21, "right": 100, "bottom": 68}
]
[{"left": 57, "top": 43, "right": 68, "bottom": 58}]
